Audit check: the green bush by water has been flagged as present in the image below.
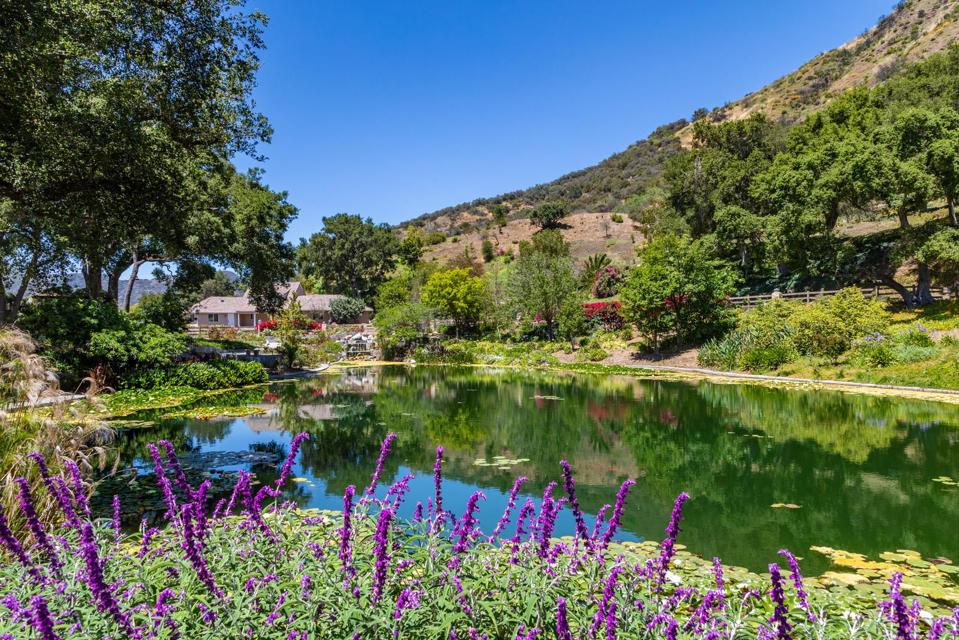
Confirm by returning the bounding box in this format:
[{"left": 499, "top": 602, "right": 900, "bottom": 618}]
[{"left": 119, "top": 359, "right": 268, "bottom": 390}]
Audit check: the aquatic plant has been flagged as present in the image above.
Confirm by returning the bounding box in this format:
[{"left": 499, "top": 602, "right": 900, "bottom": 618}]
[{"left": 0, "top": 433, "right": 950, "bottom": 638}]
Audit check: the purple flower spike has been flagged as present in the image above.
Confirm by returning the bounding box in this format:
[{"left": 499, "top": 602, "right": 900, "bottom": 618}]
[
  {"left": 371, "top": 508, "right": 394, "bottom": 603},
  {"left": 339, "top": 485, "right": 357, "bottom": 581},
  {"left": 366, "top": 433, "right": 398, "bottom": 497},
  {"left": 559, "top": 460, "right": 591, "bottom": 543},
  {"left": 63, "top": 460, "right": 91, "bottom": 517},
  {"left": 15, "top": 477, "right": 61, "bottom": 575},
  {"left": 79, "top": 523, "right": 136, "bottom": 636},
  {"left": 28, "top": 453, "right": 79, "bottom": 527},
  {"left": 882, "top": 573, "right": 916, "bottom": 640},
  {"left": 30, "top": 595, "right": 61, "bottom": 640},
  {"left": 778, "top": 549, "right": 814, "bottom": 621},
  {"left": 180, "top": 502, "right": 222, "bottom": 597},
  {"left": 453, "top": 492, "right": 486, "bottom": 553},
  {"left": 491, "top": 476, "right": 528, "bottom": 541},
  {"left": 112, "top": 495, "right": 122, "bottom": 543},
  {"left": 432, "top": 446, "right": 445, "bottom": 526},
  {"left": 654, "top": 492, "right": 690, "bottom": 590},
  {"left": 0, "top": 510, "right": 41, "bottom": 582},
  {"left": 556, "top": 598, "right": 573, "bottom": 640},
  {"left": 146, "top": 443, "right": 178, "bottom": 523},
  {"left": 768, "top": 563, "right": 793, "bottom": 640},
  {"left": 600, "top": 479, "right": 636, "bottom": 549},
  {"left": 277, "top": 432, "right": 310, "bottom": 488}
]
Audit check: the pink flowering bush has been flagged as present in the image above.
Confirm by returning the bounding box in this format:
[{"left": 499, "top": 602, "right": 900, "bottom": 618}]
[{"left": 0, "top": 435, "right": 954, "bottom": 639}]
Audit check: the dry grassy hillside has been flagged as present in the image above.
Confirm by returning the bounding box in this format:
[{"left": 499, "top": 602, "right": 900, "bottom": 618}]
[
  {"left": 423, "top": 212, "right": 644, "bottom": 267},
  {"left": 709, "top": 0, "right": 959, "bottom": 128}
]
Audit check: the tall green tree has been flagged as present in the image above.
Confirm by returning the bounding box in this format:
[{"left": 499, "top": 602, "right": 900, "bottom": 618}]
[
  {"left": 297, "top": 214, "right": 400, "bottom": 300},
  {"left": 422, "top": 268, "right": 489, "bottom": 332}
]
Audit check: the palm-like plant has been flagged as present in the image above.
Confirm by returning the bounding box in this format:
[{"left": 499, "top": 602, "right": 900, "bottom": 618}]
[{"left": 581, "top": 253, "right": 612, "bottom": 288}]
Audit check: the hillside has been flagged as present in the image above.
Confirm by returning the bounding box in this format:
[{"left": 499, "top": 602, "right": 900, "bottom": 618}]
[{"left": 406, "top": 0, "right": 959, "bottom": 264}]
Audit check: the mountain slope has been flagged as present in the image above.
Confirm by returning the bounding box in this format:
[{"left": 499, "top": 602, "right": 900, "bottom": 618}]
[{"left": 405, "top": 0, "right": 959, "bottom": 245}]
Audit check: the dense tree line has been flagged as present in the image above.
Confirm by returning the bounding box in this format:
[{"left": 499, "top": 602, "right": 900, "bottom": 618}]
[
  {"left": 0, "top": 0, "right": 298, "bottom": 323},
  {"left": 660, "top": 45, "right": 959, "bottom": 306}
]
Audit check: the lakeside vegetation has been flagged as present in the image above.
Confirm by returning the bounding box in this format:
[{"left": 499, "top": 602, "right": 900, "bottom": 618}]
[{"left": 2, "top": 433, "right": 959, "bottom": 639}]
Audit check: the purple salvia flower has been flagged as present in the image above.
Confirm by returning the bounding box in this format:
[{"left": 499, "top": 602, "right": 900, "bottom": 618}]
[
  {"left": 365, "top": 432, "right": 397, "bottom": 497},
  {"left": 778, "top": 549, "right": 814, "bottom": 621},
  {"left": 600, "top": 479, "right": 636, "bottom": 549},
  {"left": 63, "top": 459, "right": 90, "bottom": 517},
  {"left": 413, "top": 502, "right": 423, "bottom": 522},
  {"left": 277, "top": 432, "right": 310, "bottom": 489},
  {"left": 15, "top": 477, "right": 61, "bottom": 574},
  {"left": 453, "top": 492, "right": 485, "bottom": 553},
  {"left": 654, "top": 492, "right": 690, "bottom": 590},
  {"left": 605, "top": 598, "right": 617, "bottom": 640},
  {"left": 928, "top": 617, "right": 948, "bottom": 640},
  {"left": 515, "top": 626, "right": 541, "bottom": 640},
  {"left": 193, "top": 480, "right": 211, "bottom": 543},
  {"left": 371, "top": 508, "right": 394, "bottom": 603},
  {"left": 393, "top": 586, "right": 421, "bottom": 626},
  {"left": 224, "top": 471, "right": 252, "bottom": 517},
  {"left": 882, "top": 573, "right": 916, "bottom": 640},
  {"left": 590, "top": 564, "right": 623, "bottom": 637},
  {"left": 179, "top": 502, "right": 222, "bottom": 597},
  {"left": 146, "top": 444, "right": 178, "bottom": 522},
  {"left": 30, "top": 595, "right": 61, "bottom": 640},
  {"left": 139, "top": 526, "right": 159, "bottom": 559},
  {"left": 712, "top": 557, "right": 725, "bottom": 591},
  {"left": 768, "top": 563, "right": 793, "bottom": 640},
  {"left": 0, "top": 510, "right": 41, "bottom": 581},
  {"left": 112, "top": 495, "right": 122, "bottom": 543},
  {"left": 385, "top": 473, "right": 415, "bottom": 508},
  {"left": 79, "top": 522, "right": 136, "bottom": 636},
  {"left": 491, "top": 476, "right": 528, "bottom": 541},
  {"left": 511, "top": 498, "right": 536, "bottom": 564},
  {"left": 160, "top": 440, "right": 192, "bottom": 497},
  {"left": 28, "top": 452, "right": 79, "bottom": 527},
  {"left": 151, "top": 588, "right": 180, "bottom": 639},
  {"left": 339, "top": 485, "right": 357, "bottom": 581},
  {"left": 431, "top": 446, "right": 444, "bottom": 527},
  {"left": 535, "top": 483, "right": 561, "bottom": 559},
  {"left": 265, "top": 591, "right": 286, "bottom": 625},
  {"left": 591, "top": 504, "right": 610, "bottom": 540},
  {"left": 556, "top": 598, "right": 573, "bottom": 640},
  {"left": 559, "top": 460, "right": 591, "bottom": 543}
]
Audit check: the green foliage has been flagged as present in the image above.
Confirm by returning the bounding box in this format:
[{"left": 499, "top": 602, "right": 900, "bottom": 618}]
[
  {"left": 275, "top": 298, "right": 309, "bottom": 369},
  {"left": 130, "top": 293, "right": 190, "bottom": 333},
  {"left": 557, "top": 297, "right": 588, "bottom": 343},
  {"left": 481, "top": 239, "right": 495, "bottom": 263},
  {"left": 610, "top": 213, "right": 624, "bottom": 223},
  {"left": 330, "top": 297, "right": 367, "bottom": 324},
  {"left": 620, "top": 235, "right": 737, "bottom": 350},
  {"left": 698, "top": 301, "right": 801, "bottom": 372},
  {"left": 420, "top": 340, "right": 562, "bottom": 367},
  {"left": 507, "top": 250, "right": 579, "bottom": 337},
  {"left": 490, "top": 203, "right": 508, "bottom": 228},
  {"left": 528, "top": 201, "right": 569, "bottom": 229},
  {"left": 581, "top": 253, "right": 612, "bottom": 287},
  {"left": 790, "top": 288, "right": 889, "bottom": 358},
  {"left": 373, "top": 303, "right": 433, "bottom": 359},
  {"left": 301, "top": 334, "right": 345, "bottom": 367},
  {"left": 120, "top": 359, "right": 268, "bottom": 391},
  {"left": 519, "top": 229, "right": 570, "bottom": 259},
  {"left": 397, "top": 230, "right": 425, "bottom": 267},
  {"left": 297, "top": 214, "right": 400, "bottom": 299},
  {"left": 422, "top": 269, "right": 489, "bottom": 331},
  {"left": 88, "top": 323, "right": 187, "bottom": 377},
  {"left": 198, "top": 272, "right": 239, "bottom": 300}
]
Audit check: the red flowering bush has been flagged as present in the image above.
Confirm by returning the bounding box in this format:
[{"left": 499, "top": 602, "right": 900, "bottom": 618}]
[
  {"left": 592, "top": 266, "right": 623, "bottom": 299},
  {"left": 583, "top": 301, "right": 624, "bottom": 331},
  {"left": 256, "top": 320, "right": 278, "bottom": 331}
]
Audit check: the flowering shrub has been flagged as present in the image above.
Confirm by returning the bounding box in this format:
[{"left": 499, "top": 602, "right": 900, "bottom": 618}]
[
  {"left": 583, "top": 301, "right": 624, "bottom": 331},
  {"left": 1, "top": 435, "right": 956, "bottom": 639},
  {"left": 591, "top": 266, "right": 623, "bottom": 299},
  {"left": 256, "top": 319, "right": 278, "bottom": 331}
]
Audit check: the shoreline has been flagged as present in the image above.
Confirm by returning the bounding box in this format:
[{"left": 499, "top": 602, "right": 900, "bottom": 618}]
[{"left": 331, "top": 360, "right": 959, "bottom": 405}]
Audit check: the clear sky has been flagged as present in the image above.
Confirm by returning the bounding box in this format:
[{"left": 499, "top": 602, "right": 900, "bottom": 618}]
[{"left": 241, "top": 0, "right": 894, "bottom": 239}]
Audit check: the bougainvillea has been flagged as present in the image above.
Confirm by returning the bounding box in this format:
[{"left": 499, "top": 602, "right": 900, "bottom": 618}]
[
  {"left": 592, "top": 267, "right": 623, "bottom": 299},
  {"left": 0, "top": 434, "right": 954, "bottom": 639},
  {"left": 583, "top": 301, "right": 624, "bottom": 331}
]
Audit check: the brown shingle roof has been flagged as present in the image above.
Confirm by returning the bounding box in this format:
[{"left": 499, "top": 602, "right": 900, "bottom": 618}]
[{"left": 192, "top": 296, "right": 256, "bottom": 314}]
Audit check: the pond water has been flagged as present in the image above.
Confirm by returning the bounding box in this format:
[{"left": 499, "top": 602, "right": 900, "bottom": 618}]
[{"left": 104, "top": 365, "right": 959, "bottom": 574}]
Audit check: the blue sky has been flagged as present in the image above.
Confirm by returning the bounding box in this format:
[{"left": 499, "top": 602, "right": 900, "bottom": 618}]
[{"left": 241, "top": 0, "right": 894, "bottom": 240}]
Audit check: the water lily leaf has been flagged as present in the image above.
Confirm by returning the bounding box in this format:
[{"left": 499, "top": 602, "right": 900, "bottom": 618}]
[
  {"left": 771, "top": 503, "right": 801, "bottom": 509},
  {"left": 291, "top": 477, "right": 308, "bottom": 483}
]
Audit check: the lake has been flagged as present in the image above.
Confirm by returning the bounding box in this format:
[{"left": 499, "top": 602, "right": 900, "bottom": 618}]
[{"left": 103, "top": 365, "right": 959, "bottom": 574}]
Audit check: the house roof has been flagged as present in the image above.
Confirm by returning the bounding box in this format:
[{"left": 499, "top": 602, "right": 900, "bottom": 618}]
[
  {"left": 192, "top": 296, "right": 256, "bottom": 314},
  {"left": 297, "top": 294, "right": 373, "bottom": 312}
]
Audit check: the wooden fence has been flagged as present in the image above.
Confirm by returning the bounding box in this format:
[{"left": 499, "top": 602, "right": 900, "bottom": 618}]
[{"left": 728, "top": 286, "right": 952, "bottom": 308}]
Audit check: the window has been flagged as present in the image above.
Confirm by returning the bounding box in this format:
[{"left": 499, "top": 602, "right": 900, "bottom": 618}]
[{"left": 207, "top": 314, "right": 219, "bottom": 323}]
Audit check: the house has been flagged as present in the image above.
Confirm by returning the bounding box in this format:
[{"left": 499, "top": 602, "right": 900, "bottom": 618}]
[{"left": 190, "top": 282, "right": 372, "bottom": 330}]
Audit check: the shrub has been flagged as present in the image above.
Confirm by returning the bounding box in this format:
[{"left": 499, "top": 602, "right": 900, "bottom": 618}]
[
  {"left": 481, "top": 239, "right": 495, "bottom": 262},
  {"left": 895, "top": 324, "right": 935, "bottom": 347},
  {"left": 256, "top": 319, "right": 278, "bottom": 331},
  {"left": 790, "top": 290, "right": 889, "bottom": 359},
  {"left": 591, "top": 266, "right": 623, "bottom": 299},
  {"left": 330, "top": 296, "right": 367, "bottom": 324},
  {"left": 610, "top": 213, "right": 624, "bottom": 223},
  {"left": 697, "top": 302, "right": 799, "bottom": 371},
  {"left": 576, "top": 345, "right": 609, "bottom": 362},
  {"left": 120, "top": 359, "right": 268, "bottom": 390},
  {"left": 88, "top": 322, "right": 187, "bottom": 377},
  {"left": 528, "top": 201, "right": 568, "bottom": 229},
  {"left": 849, "top": 334, "right": 897, "bottom": 368},
  {"left": 739, "top": 343, "right": 799, "bottom": 371},
  {"left": 583, "top": 301, "right": 624, "bottom": 332},
  {"left": 131, "top": 293, "right": 191, "bottom": 332}
]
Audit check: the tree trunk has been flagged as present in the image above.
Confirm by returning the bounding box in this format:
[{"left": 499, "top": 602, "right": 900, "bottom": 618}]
[
  {"left": 106, "top": 270, "right": 121, "bottom": 303},
  {"left": 8, "top": 256, "right": 37, "bottom": 324},
  {"left": 897, "top": 208, "right": 911, "bottom": 229},
  {"left": 0, "top": 277, "right": 6, "bottom": 326},
  {"left": 123, "top": 256, "right": 144, "bottom": 312},
  {"left": 881, "top": 276, "right": 916, "bottom": 308},
  {"left": 82, "top": 259, "right": 103, "bottom": 299},
  {"left": 916, "top": 262, "right": 936, "bottom": 306},
  {"left": 949, "top": 199, "right": 957, "bottom": 226}
]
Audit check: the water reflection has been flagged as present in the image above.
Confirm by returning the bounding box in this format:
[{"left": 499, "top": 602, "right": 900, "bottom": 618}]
[{"left": 107, "top": 365, "right": 959, "bottom": 573}]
